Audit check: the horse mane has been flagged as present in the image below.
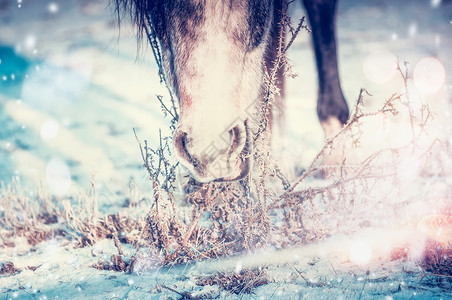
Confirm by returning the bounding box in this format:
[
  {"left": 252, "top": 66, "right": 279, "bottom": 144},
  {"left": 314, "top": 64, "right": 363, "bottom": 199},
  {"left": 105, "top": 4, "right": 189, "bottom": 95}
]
[{"left": 112, "top": 0, "right": 153, "bottom": 46}]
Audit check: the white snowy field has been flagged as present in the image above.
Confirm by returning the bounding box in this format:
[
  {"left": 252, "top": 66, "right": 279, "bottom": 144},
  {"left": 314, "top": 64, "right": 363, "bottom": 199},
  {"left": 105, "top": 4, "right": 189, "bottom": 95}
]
[{"left": 0, "top": 0, "right": 451, "bottom": 299}]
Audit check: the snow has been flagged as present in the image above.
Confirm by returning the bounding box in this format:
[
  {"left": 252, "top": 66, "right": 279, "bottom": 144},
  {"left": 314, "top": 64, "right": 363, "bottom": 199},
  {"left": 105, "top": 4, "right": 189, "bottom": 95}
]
[
  {"left": 0, "top": 230, "right": 446, "bottom": 299},
  {"left": 1, "top": 0, "right": 452, "bottom": 299}
]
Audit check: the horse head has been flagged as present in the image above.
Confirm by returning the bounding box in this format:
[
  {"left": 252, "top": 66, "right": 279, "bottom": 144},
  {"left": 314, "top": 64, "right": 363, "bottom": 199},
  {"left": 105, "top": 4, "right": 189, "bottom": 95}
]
[{"left": 149, "top": 0, "right": 274, "bottom": 182}]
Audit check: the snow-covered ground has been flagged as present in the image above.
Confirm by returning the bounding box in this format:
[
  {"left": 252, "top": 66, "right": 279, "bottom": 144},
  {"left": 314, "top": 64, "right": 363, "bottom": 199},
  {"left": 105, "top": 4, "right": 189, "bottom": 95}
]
[{"left": 1, "top": 0, "right": 451, "bottom": 299}]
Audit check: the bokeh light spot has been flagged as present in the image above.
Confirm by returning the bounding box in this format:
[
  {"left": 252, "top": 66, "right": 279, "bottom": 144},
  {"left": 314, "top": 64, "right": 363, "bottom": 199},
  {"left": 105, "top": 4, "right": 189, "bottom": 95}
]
[
  {"left": 408, "top": 23, "right": 418, "bottom": 37},
  {"left": 40, "top": 119, "right": 60, "bottom": 141},
  {"left": 48, "top": 3, "right": 59, "bottom": 13},
  {"left": 46, "top": 158, "right": 71, "bottom": 197},
  {"left": 363, "top": 50, "right": 397, "bottom": 84},
  {"left": 397, "top": 155, "right": 421, "bottom": 182},
  {"left": 24, "top": 35, "right": 37, "bottom": 50},
  {"left": 431, "top": 0, "right": 442, "bottom": 8},
  {"left": 413, "top": 57, "right": 445, "bottom": 95},
  {"left": 349, "top": 240, "right": 372, "bottom": 265}
]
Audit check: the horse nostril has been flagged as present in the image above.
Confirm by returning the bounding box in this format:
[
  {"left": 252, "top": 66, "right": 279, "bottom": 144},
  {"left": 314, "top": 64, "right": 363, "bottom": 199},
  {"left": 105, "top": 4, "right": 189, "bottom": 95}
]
[
  {"left": 228, "top": 125, "right": 242, "bottom": 156},
  {"left": 174, "top": 122, "right": 250, "bottom": 181},
  {"left": 174, "top": 131, "right": 194, "bottom": 165}
]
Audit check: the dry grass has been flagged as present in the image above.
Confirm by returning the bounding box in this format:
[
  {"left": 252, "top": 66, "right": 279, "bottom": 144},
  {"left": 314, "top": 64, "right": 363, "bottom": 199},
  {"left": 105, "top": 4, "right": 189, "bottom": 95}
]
[
  {"left": 92, "top": 254, "right": 135, "bottom": 273},
  {"left": 197, "top": 268, "right": 270, "bottom": 295},
  {"left": 60, "top": 177, "right": 158, "bottom": 249},
  {"left": 0, "top": 261, "right": 21, "bottom": 276},
  {"left": 0, "top": 180, "right": 64, "bottom": 248},
  {"left": 0, "top": 177, "right": 150, "bottom": 254},
  {"left": 420, "top": 240, "right": 452, "bottom": 283}
]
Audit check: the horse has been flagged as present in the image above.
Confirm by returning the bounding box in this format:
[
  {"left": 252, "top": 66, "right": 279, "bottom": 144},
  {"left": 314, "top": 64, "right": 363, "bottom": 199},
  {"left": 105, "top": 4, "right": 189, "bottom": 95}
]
[{"left": 114, "top": 0, "right": 349, "bottom": 183}]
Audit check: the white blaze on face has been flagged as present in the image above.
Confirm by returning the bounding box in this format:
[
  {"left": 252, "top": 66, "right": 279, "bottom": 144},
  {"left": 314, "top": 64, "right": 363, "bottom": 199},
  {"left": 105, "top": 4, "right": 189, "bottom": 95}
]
[
  {"left": 183, "top": 20, "right": 241, "bottom": 151},
  {"left": 180, "top": 3, "right": 264, "bottom": 136}
]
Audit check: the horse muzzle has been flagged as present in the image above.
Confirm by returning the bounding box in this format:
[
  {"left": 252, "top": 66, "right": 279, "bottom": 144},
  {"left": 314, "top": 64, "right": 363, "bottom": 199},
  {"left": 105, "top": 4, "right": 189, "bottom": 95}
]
[{"left": 174, "top": 119, "right": 252, "bottom": 183}]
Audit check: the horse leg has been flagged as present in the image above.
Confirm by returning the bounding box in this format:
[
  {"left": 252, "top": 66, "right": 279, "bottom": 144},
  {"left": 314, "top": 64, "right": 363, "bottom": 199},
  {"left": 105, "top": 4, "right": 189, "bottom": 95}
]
[
  {"left": 303, "top": 0, "right": 349, "bottom": 175},
  {"left": 302, "top": 0, "right": 349, "bottom": 138}
]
